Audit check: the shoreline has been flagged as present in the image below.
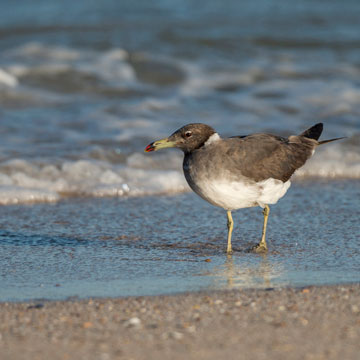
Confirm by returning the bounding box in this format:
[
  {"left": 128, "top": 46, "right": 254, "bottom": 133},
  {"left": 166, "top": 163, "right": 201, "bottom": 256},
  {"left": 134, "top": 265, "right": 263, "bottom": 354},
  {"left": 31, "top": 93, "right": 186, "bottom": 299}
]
[
  {"left": 1, "top": 279, "right": 360, "bottom": 305},
  {"left": 1, "top": 284, "right": 359, "bottom": 360}
]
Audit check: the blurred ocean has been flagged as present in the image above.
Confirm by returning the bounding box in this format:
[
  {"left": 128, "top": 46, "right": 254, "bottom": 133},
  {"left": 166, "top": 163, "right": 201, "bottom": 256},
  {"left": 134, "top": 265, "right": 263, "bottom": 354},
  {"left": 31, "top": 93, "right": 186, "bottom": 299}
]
[{"left": 0, "top": 0, "right": 359, "bottom": 205}]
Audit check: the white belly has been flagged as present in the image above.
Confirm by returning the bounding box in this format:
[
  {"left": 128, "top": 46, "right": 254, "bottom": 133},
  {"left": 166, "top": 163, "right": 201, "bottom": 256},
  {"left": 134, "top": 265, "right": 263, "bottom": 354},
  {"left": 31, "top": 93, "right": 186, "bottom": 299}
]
[{"left": 187, "top": 176, "right": 291, "bottom": 211}]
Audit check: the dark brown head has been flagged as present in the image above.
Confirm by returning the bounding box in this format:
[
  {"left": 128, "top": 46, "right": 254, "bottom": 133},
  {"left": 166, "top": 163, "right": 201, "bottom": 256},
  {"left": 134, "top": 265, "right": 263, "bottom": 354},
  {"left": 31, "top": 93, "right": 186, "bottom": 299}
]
[{"left": 145, "top": 123, "right": 217, "bottom": 154}]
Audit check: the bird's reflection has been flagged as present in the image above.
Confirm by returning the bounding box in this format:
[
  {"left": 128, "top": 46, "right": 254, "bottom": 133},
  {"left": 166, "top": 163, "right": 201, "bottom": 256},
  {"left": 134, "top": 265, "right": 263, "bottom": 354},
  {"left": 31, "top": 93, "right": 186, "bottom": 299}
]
[{"left": 207, "top": 254, "right": 285, "bottom": 290}]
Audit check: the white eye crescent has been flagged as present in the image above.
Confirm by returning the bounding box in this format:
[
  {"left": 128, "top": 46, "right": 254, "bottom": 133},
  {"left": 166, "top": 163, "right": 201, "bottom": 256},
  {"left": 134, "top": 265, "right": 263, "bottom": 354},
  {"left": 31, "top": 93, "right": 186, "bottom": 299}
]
[{"left": 185, "top": 131, "right": 192, "bottom": 138}]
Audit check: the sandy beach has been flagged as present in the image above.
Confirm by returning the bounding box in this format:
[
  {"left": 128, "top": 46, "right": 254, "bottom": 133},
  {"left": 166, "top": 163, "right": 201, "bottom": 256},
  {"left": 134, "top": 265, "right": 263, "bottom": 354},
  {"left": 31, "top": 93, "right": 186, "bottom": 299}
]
[{"left": 1, "top": 284, "right": 359, "bottom": 360}]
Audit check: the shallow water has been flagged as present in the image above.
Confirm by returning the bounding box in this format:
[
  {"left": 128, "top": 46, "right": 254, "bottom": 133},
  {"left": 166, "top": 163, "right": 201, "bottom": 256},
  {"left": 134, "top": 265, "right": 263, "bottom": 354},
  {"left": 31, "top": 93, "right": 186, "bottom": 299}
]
[{"left": 1, "top": 180, "right": 359, "bottom": 302}]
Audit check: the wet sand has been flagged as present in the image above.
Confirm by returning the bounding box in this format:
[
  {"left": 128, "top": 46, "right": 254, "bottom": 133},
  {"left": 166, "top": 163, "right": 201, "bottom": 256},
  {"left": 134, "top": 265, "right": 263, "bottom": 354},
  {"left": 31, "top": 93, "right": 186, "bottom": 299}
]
[{"left": 1, "top": 284, "right": 359, "bottom": 360}]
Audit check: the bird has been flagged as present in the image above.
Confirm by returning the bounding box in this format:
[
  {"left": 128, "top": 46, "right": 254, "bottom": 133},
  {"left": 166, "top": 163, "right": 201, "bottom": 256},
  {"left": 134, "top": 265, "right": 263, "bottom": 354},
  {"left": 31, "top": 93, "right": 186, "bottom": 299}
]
[{"left": 144, "top": 123, "right": 343, "bottom": 254}]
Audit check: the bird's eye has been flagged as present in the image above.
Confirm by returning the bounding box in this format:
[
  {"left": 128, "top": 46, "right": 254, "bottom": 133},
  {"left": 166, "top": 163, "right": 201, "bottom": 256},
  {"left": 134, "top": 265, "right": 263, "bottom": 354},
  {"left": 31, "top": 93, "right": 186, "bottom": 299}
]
[{"left": 185, "top": 131, "right": 192, "bottom": 138}]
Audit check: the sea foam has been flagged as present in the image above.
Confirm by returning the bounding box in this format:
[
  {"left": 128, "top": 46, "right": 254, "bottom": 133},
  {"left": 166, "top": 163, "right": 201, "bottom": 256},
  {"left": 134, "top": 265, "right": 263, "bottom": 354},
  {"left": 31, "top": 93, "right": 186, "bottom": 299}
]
[
  {"left": 0, "top": 156, "right": 188, "bottom": 205},
  {"left": 0, "top": 145, "right": 358, "bottom": 205}
]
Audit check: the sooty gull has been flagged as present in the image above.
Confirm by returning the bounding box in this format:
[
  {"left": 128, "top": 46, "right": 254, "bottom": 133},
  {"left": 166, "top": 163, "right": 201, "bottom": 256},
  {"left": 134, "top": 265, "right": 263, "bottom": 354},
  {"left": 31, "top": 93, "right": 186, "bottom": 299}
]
[{"left": 145, "top": 123, "right": 343, "bottom": 254}]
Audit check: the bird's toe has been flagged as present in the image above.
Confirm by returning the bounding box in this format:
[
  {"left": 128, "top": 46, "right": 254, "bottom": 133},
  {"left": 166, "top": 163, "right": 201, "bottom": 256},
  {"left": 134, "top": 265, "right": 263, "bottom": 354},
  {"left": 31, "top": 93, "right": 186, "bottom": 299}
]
[{"left": 249, "top": 242, "right": 268, "bottom": 254}]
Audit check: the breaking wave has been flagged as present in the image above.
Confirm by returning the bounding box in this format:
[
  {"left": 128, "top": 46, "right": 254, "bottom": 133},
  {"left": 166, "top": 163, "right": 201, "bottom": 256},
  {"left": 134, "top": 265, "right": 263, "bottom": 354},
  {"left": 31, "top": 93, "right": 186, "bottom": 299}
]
[
  {"left": 0, "top": 145, "right": 358, "bottom": 205},
  {"left": 0, "top": 42, "right": 359, "bottom": 204}
]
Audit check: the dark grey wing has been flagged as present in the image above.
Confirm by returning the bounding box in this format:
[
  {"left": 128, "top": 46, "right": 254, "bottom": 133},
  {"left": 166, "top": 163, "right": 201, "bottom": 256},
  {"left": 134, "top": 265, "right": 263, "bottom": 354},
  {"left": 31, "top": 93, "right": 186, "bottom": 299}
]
[{"left": 223, "top": 134, "right": 316, "bottom": 182}]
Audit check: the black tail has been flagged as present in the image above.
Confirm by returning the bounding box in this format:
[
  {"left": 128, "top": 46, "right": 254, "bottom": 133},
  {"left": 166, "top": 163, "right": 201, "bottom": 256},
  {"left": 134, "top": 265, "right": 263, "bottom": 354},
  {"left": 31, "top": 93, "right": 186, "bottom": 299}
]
[
  {"left": 301, "top": 123, "right": 323, "bottom": 140},
  {"left": 301, "top": 122, "right": 345, "bottom": 145}
]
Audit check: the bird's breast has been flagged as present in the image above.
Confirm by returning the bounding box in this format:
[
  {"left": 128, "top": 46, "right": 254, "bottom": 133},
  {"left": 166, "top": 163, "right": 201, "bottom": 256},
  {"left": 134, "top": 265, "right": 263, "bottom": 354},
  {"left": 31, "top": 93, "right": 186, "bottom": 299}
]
[{"left": 183, "top": 154, "right": 257, "bottom": 210}]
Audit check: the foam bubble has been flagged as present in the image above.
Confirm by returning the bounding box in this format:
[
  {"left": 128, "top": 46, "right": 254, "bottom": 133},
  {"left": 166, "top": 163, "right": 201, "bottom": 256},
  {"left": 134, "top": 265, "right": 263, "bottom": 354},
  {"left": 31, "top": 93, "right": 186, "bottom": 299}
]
[
  {"left": 0, "top": 186, "right": 59, "bottom": 205},
  {"left": 0, "top": 68, "right": 18, "bottom": 87},
  {"left": 9, "top": 42, "right": 81, "bottom": 61},
  {"left": 5, "top": 43, "right": 136, "bottom": 95},
  {"left": 179, "top": 62, "right": 256, "bottom": 96}
]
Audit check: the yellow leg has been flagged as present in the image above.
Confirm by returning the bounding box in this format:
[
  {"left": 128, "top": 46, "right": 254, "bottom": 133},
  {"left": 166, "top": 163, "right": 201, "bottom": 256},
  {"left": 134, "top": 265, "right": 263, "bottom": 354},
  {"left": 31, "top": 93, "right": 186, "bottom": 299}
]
[
  {"left": 226, "top": 210, "right": 233, "bottom": 254},
  {"left": 253, "top": 205, "right": 270, "bottom": 253}
]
